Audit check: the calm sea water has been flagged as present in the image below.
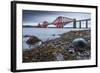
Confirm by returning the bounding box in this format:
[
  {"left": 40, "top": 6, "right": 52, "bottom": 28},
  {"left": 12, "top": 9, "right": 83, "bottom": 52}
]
[{"left": 22, "top": 28, "right": 89, "bottom": 49}]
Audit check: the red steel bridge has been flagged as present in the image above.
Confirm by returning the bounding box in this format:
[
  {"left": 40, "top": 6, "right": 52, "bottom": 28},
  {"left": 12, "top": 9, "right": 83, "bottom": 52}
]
[{"left": 37, "top": 16, "right": 91, "bottom": 28}]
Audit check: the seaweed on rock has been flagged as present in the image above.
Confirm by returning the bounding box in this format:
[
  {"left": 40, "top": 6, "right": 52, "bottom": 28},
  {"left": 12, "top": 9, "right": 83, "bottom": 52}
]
[{"left": 26, "top": 36, "right": 41, "bottom": 48}]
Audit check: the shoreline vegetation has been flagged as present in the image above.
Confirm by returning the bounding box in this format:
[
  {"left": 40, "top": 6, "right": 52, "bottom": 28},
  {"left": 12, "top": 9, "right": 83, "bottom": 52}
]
[{"left": 23, "top": 30, "right": 91, "bottom": 62}]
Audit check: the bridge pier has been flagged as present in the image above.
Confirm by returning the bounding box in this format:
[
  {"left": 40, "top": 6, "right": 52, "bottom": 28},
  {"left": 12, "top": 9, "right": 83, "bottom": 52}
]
[
  {"left": 79, "top": 21, "right": 81, "bottom": 28},
  {"left": 73, "top": 19, "right": 76, "bottom": 28},
  {"left": 86, "top": 20, "right": 88, "bottom": 28}
]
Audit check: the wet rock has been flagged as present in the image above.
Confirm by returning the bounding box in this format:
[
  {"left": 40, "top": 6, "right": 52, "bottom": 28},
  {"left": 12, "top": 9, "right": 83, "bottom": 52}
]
[
  {"left": 23, "top": 45, "right": 74, "bottom": 62},
  {"left": 23, "top": 30, "right": 91, "bottom": 62},
  {"left": 68, "top": 49, "right": 75, "bottom": 54},
  {"left": 26, "top": 36, "right": 41, "bottom": 48},
  {"left": 72, "top": 38, "right": 88, "bottom": 48},
  {"left": 53, "top": 52, "right": 64, "bottom": 61},
  {"left": 26, "top": 36, "right": 41, "bottom": 45}
]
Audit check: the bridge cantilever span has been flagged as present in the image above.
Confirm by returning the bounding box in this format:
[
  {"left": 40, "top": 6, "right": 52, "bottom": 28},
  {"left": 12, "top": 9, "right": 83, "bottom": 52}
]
[{"left": 52, "top": 16, "right": 75, "bottom": 28}]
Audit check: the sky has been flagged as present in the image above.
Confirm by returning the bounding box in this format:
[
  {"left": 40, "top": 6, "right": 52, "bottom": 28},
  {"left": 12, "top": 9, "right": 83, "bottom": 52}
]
[{"left": 22, "top": 10, "right": 91, "bottom": 26}]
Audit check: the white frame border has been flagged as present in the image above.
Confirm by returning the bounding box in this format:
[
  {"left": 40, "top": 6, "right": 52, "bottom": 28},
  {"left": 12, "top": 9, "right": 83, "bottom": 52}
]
[{"left": 16, "top": 3, "right": 96, "bottom": 70}]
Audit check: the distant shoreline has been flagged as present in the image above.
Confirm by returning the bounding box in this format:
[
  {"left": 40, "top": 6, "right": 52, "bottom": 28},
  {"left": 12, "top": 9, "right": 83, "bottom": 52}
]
[{"left": 23, "top": 25, "right": 91, "bottom": 29}]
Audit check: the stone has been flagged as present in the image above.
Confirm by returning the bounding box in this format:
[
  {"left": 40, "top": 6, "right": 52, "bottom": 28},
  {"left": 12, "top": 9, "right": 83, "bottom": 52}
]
[
  {"left": 72, "top": 38, "right": 88, "bottom": 48},
  {"left": 26, "top": 36, "right": 41, "bottom": 49},
  {"left": 26, "top": 36, "right": 41, "bottom": 45}
]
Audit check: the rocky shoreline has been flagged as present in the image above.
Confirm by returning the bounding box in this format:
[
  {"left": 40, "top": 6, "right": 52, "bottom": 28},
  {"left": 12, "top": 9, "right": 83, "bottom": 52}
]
[{"left": 23, "top": 30, "right": 91, "bottom": 62}]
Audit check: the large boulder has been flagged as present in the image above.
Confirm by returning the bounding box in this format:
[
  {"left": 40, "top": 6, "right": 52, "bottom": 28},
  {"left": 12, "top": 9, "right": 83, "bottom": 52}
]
[
  {"left": 72, "top": 38, "right": 88, "bottom": 52},
  {"left": 72, "top": 38, "right": 88, "bottom": 48},
  {"left": 26, "top": 36, "right": 41, "bottom": 45}
]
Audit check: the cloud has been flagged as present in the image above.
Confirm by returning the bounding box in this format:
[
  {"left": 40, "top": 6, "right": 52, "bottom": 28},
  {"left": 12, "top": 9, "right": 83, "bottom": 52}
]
[{"left": 23, "top": 10, "right": 91, "bottom": 26}]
